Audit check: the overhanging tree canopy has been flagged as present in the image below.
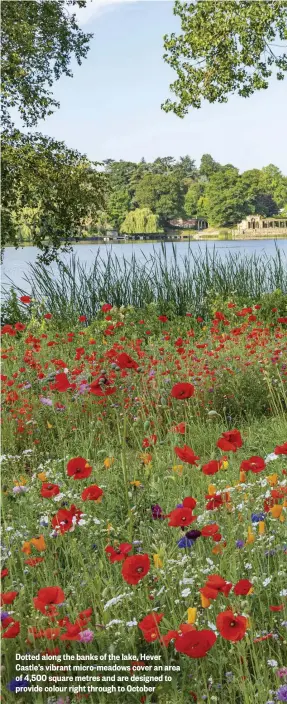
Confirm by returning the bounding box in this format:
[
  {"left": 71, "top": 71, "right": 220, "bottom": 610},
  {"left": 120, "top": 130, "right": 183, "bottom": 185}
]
[{"left": 162, "top": 0, "right": 287, "bottom": 116}]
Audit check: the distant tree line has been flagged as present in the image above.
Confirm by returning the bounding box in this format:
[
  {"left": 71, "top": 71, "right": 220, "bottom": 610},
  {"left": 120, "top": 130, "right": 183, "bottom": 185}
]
[{"left": 86, "top": 155, "right": 287, "bottom": 235}]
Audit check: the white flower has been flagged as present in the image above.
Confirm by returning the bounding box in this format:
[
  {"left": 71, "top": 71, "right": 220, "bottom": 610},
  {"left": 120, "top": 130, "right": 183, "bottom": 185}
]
[
  {"left": 181, "top": 588, "right": 191, "bottom": 598},
  {"left": 103, "top": 593, "right": 132, "bottom": 610},
  {"left": 279, "top": 589, "right": 287, "bottom": 597},
  {"left": 267, "top": 659, "right": 278, "bottom": 667},
  {"left": 126, "top": 619, "right": 137, "bottom": 627},
  {"left": 263, "top": 577, "right": 272, "bottom": 587},
  {"left": 265, "top": 453, "right": 279, "bottom": 463}
]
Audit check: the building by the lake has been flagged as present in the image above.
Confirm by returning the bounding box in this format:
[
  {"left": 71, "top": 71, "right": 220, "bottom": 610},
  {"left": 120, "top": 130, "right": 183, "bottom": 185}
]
[
  {"left": 236, "top": 215, "right": 287, "bottom": 237},
  {"left": 168, "top": 217, "right": 208, "bottom": 232}
]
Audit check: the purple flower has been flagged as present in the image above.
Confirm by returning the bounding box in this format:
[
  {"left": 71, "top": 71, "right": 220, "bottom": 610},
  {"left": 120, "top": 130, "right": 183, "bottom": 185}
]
[
  {"left": 277, "top": 685, "right": 287, "bottom": 702},
  {"left": 7, "top": 678, "right": 30, "bottom": 692},
  {"left": 151, "top": 504, "right": 164, "bottom": 519},
  {"left": 236, "top": 540, "right": 244, "bottom": 548},
  {"left": 79, "top": 629, "right": 94, "bottom": 643},
  {"left": 40, "top": 397, "right": 53, "bottom": 406},
  {"left": 1, "top": 611, "right": 9, "bottom": 621},
  {"left": 185, "top": 529, "right": 202, "bottom": 541}
]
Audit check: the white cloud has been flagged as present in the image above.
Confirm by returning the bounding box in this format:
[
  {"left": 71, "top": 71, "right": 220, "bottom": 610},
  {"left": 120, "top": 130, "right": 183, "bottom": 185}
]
[{"left": 72, "top": 0, "right": 168, "bottom": 26}]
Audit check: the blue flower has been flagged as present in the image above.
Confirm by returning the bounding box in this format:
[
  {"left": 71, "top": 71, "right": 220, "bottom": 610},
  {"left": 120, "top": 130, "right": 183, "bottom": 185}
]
[
  {"left": 236, "top": 540, "right": 244, "bottom": 548},
  {"left": 251, "top": 512, "right": 265, "bottom": 522},
  {"left": 7, "top": 679, "right": 30, "bottom": 692},
  {"left": 276, "top": 685, "right": 287, "bottom": 702},
  {"left": 177, "top": 537, "right": 194, "bottom": 549}
]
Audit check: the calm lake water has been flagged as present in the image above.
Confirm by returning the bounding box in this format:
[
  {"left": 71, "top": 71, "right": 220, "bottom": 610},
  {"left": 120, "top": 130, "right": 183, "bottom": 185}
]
[{"left": 1, "top": 239, "right": 287, "bottom": 291}]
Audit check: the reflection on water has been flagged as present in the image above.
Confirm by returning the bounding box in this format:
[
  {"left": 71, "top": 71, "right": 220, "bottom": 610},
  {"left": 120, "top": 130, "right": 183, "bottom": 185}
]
[{"left": 1, "top": 239, "right": 287, "bottom": 291}]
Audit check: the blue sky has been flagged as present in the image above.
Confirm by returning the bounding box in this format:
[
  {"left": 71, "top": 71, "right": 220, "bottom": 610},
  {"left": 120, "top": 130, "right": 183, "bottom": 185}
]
[{"left": 17, "top": 0, "right": 287, "bottom": 172}]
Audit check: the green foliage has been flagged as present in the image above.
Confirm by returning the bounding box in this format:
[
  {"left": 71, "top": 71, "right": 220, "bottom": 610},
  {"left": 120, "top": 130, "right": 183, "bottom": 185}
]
[
  {"left": 135, "top": 173, "right": 185, "bottom": 223},
  {"left": 199, "top": 154, "right": 222, "bottom": 180},
  {"left": 1, "top": 0, "right": 92, "bottom": 130},
  {"left": 1, "top": 130, "right": 107, "bottom": 262},
  {"left": 184, "top": 182, "right": 205, "bottom": 217},
  {"left": 120, "top": 207, "right": 163, "bottom": 234},
  {"left": 204, "top": 167, "right": 250, "bottom": 226},
  {"left": 162, "top": 0, "right": 287, "bottom": 116},
  {"left": 106, "top": 189, "right": 131, "bottom": 229}
]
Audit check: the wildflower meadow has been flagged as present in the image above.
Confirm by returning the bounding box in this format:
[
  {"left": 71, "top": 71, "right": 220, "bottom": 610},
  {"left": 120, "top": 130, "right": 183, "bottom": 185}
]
[{"left": 1, "top": 290, "right": 287, "bottom": 704}]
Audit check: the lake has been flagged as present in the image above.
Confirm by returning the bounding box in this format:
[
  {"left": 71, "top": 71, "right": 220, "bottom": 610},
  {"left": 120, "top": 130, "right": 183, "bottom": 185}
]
[{"left": 1, "top": 238, "right": 287, "bottom": 291}]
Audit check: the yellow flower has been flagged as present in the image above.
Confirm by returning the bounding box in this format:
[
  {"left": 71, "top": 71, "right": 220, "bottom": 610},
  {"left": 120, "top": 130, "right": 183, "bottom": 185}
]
[
  {"left": 208, "top": 484, "right": 216, "bottom": 495},
  {"left": 107, "top": 523, "right": 114, "bottom": 534},
  {"left": 258, "top": 521, "right": 265, "bottom": 535},
  {"left": 130, "top": 480, "right": 142, "bottom": 488},
  {"left": 47, "top": 421, "right": 53, "bottom": 429},
  {"left": 153, "top": 554, "right": 163, "bottom": 569},
  {"left": 270, "top": 504, "right": 283, "bottom": 519},
  {"left": 37, "top": 472, "right": 47, "bottom": 482},
  {"left": 239, "top": 471, "right": 246, "bottom": 483},
  {"left": 221, "top": 460, "right": 229, "bottom": 470},
  {"left": 104, "top": 457, "right": 114, "bottom": 469},
  {"left": 14, "top": 475, "right": 27, "bottom": 486},
  {"left": 267, "top": 473, "right": 278, "bottom": 486},
  {"left": 200, "top": 594, "right": 210, "bottom": 608},
  {"left": 246, "top": 526, "right": 255, "bottom": 544},
  {"left": 187, "top": 608, "right": 197, "bottom": 625},
  {"left": 172, "top": 464, "right": 183, "bottom": 476}
]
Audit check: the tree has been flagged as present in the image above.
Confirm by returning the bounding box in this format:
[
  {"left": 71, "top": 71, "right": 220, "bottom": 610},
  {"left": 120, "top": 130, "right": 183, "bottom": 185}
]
[
  {"left": 162, "top": 1, "right": 287, "bottom": 117},
  {"left": 1, "top": 0, "right": 92, "bottom": 129},
  {"left": 204, "top": 167, "right": 249, "bottom": 227},
  {"left": 241, "top": 169, "right": 278, "bottom": 216},
  {"left": 184, "top": 182, "right": 205, "bottom": 217},
  {"left": 261, "top": 165, "right": 287, "bottom": 208},
  {"left": 120, "top": 208, "right": 163, "bottom": 234},
  {"left": 135, "top": 173, "right": 185, "bottom": 223},
  {"left": 1, "top": 130, "right": 107, "bottom": 262},
  {"left": 199, "top": 154, "right": 221, "bottom": 180},
  {"left": 106, "top": 189, "right": 131, "bottom": 230}
]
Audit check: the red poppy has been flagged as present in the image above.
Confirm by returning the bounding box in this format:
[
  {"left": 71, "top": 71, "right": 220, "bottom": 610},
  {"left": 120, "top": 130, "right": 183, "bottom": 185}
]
[
  {"left": 51, "top": 505, "right": 82, "bottom": 534},
  {"left": 115, "top": 352, "right": 139, "bottom": 370},
  {"left": 170, "top": 422, "right": 186, "bottom": 434},
  {"left": 79, "top": 315, "right": 87, "bottom": 322},
  {"left": 233, "top": 579, "right": 253, "bottom": 596},
  {"left": 33, "top": 586, "right": 65, "bottom": 615},
  {"left": 168, "top": 507, "right": 196, "bottom": 528},
  {"left": 171, "top": 383, "right": 195, "bottom": 400},
  {"left": 20, "top": 295, "right": 31, "bottom": 304},
  {"left": 50, "top": 372, "right": 71, "bottom": 392},
  {"left": 174, "top": 629, "right": 216, "bottom": 658},
  {"left": 25, "top": 557, "right": 44, "bottom": 566},
  {"left": 201, "top": 524, "right": 220, "bottom": 537},
  {"left": 182, "top": 496, "right": 197, "bottom": 510},
  {"left": 44, "top": 313, "right": 52, "bottom": 319},
  {"left": 217, "top": 429, "right": 243, "bottom": 452},
  {"left": 240, "top": 456, "right": 265, "bottom": 473},
  {"left": 105, "top": 543, "right": 132, "bottom": 563},
  {"left": 174, "top": 445, "right": 200, "bottom": 465},
  {"left": 138, "top": 612, "right": 163, "bottom": 643},
  {"left": 202, "top": 460, "right": 221, "bottom": 476},
  {"left": 216, "top": 610, "right": 247, "bottom": 641},
  {"left": 269, "top": 605, "right": 284, "bottom": 612},
  {"left": 274, "top": 442, "right": 287, "bottom": 455},
  {"left": 121, "top": 554, "right": 150, "bottom": 585},
  {"left": 89, "top": 378, "right": 117, "bottom": 396},
  {"left": 1, "top": 591, "right": 18, "bottom": 605},
  {"left": 67, "top": 456, "right": 92, "bottom": 480},
  {"left": 40, "top": 482, "right": 60, "bottom": 498},
  {"left": 2, "top": 620, "right": 20, "bottom": 638},
  {"left": 14, "top": 322, "right": 26, "bottom": 331},
  {"left": 1, "top": 568, "right": 9, "bottom": 579},
  {"left": 101, "top": 304, "right": 113, "bottom": 312},
  {"left": 205, "top": 494, "right": 224, "bottom": 510},
  {"left": 81, "top": 484, "right": 103, "bottom": 502}
]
